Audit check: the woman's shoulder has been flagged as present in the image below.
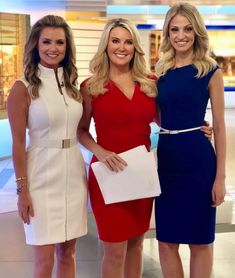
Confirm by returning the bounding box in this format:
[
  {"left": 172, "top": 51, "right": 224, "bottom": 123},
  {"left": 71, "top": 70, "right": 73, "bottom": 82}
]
[
  {"left": 80, "top": 77, "right": 92, "bottom": 89},
  {"left": 79, "top": 77, "right": 94, "bottom": 100},
  {"left": 210, "top": 64, "right": 220, "bottom": 74},
  {"left": 147, "top": 74, "right": 157, "bottom": 81},
  {"left": 8, "top": 78, "right": 29, "bottom": 105},
  {"left": 15, "top": 77, "right": 29, "bottom": 87},
  {"left": 205, "top": 64, "right": 220, "bottom": 81},
  {"left": 11, "top": 78, "right": 29, "bottom": 92}
]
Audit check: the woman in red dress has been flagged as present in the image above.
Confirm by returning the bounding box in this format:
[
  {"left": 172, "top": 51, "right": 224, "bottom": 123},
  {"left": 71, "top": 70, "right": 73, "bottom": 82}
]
[{"left": 78, "top": 18, "right": 157, "bottom": 277}]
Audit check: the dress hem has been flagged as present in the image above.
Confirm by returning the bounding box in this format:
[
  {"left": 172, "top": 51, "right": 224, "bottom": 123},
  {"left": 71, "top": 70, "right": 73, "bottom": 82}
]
[
  {"left": 98, "top": 226, "right": 150, "bottom": 243},
  {"left": 25, "top": 230, "right": 88, "bottom": 246},
  {"left": 156, "top": 237, "right": 215, "bottom": 245}
]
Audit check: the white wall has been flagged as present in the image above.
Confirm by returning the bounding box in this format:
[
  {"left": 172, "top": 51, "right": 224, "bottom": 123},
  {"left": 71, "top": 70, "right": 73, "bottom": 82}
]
[{"left": 67, "top": 20, "right": 106, "bottom": 85}]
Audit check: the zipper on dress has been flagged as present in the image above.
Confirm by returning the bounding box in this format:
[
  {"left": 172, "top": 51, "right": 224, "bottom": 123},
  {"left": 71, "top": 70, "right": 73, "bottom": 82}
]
[
  {"left": 54, "top": 68, "right": 69, "bottom": 239},
  {"left": 55, "top": 69, "right": 68, "bottom": 106}
]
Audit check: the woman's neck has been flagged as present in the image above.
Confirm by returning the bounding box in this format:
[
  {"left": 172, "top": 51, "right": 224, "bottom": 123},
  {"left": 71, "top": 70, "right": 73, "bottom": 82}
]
[
  {"left": 174, "top": 51, "right": 194, "bottom": 68},
  {"left": 109, "top": 66, "right": 132, "bottom": 81}
]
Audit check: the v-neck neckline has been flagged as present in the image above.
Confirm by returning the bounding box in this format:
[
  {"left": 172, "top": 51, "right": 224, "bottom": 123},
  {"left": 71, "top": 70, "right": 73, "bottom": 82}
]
[{"left": 110, "top": 80, "right": 137, "bottom": 102}]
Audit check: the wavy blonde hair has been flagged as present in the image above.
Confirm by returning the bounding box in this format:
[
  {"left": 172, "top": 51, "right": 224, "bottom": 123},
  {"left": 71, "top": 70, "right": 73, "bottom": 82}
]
[
  {"left": 86, "top": 18, "right": 156, "bottom": 97},
  {"left": 24, "top": 15, "right": 81, "bottom": 102},
  {"left": 156, "top": 3, "right": 217, "bottom": 78}
]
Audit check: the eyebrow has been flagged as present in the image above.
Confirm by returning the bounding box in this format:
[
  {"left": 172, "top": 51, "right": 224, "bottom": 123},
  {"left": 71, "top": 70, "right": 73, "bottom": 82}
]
[
  {"left": 110, "top": 35, "right": 132, "bottom": 40},
  {"left": 40, "top": 37, "right": 65, "bottom": 40},
  {"left": 170, "top": 23, "right": 193, "bottom": 27}
]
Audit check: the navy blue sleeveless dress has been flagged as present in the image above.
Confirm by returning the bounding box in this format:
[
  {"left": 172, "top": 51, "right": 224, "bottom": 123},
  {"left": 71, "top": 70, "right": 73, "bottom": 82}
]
[{"left": 155, "top": 65, "right": 218, "bottom": 244}]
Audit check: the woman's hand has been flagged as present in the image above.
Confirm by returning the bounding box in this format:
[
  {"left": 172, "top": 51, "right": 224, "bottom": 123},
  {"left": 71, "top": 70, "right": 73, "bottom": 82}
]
[
  {"left": 201, "top": 121, "right": 213, "bottom": 140},
  {"left": 95, "top": 148, "right": 127, "bottom": 172},
  {"left": 211, "top": 179, "right": 226, "bottom": 207},
  {"left": 17, "top": 190, "right": 34, "bottom": 224}
]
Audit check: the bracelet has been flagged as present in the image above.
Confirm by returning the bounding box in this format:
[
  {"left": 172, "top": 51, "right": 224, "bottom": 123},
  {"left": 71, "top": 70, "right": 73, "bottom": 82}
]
[
  {"left": 16, "top": 183, "right": 27, "bottom": 195},
  {"left": 15, "top": 176, "right": 27, "bottom": 183}
]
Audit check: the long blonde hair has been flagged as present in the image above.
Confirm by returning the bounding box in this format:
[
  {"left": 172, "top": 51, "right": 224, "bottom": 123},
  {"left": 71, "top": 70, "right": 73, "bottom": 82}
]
[
  {"left": 156, "top": 3, "right": 217, "bottom": 78},
  {"left": 87, "top": 18, "right": 156, "bottom": 97},
  {"left": 24, "top": 15, "right": 81, "bottom": 101}
]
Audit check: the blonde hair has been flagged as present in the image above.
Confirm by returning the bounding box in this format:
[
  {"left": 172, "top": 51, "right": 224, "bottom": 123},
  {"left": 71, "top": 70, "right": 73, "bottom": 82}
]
[
  {"left": 86, "top": 18, "right": 156, "bottom": 97},
  {"left": 24, "top": 15, "right": 81, "bottom": 101},
  {"left": 156, "top": 2, "right": 217, "bottom": 78}
]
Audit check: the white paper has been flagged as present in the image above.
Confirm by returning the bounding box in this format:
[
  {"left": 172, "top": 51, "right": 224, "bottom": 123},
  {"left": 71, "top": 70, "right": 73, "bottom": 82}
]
[{"left": 91, "top": 145, "right": 161, "bottom": 204}]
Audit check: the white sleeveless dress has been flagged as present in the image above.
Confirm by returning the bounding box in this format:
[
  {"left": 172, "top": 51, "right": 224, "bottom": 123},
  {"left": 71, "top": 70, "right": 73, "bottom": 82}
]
[{"left": 20, "top": 64, "right": 88, "bottom": 245}]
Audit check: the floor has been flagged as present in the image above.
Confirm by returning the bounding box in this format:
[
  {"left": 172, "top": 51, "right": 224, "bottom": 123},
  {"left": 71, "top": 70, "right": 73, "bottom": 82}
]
[{"left": 0, "top": 108, "right": 235, "bottom": 278}]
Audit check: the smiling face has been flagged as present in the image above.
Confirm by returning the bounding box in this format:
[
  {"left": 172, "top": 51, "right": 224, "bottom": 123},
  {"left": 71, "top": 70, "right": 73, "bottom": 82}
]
[
  {"left": 169, "top": 14, "right": 195, "bottom": 56},
  {"left": 107, "top": 26, "right": 135, "bottom": 70},
  {"left": 38, "top": 27, "right": 66, "bottom": 69}
]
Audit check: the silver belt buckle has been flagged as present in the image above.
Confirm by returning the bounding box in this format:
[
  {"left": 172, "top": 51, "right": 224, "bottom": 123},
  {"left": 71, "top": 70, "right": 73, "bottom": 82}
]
[
  {"left": 62, "top": 139, "right": 70, "bottom": 148},
  {"left": 169, "top": 130, "right": 179, "bottom": 134}
]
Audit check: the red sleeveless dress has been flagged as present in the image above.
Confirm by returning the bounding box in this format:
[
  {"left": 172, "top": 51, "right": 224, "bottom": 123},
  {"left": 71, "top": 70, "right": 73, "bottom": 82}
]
[{"left": 86, "top": 81, "right": 156, "bottom": 242}]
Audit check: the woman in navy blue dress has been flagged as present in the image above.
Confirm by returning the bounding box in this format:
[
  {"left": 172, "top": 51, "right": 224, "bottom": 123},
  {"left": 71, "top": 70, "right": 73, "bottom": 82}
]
[{"left": 155, "top": 3, "right": 226, "bottom": 278}]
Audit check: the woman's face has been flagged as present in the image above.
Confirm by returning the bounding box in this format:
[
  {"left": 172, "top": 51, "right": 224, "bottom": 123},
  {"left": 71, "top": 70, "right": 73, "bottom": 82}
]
[
  {"left": 38, "top": 27, "right": 66, "bottom": 69},
  {"left": 107, "top": 26, "right": 135, "bottom": 70},
  {"left": 168, "top": 14, "right": 195, "bottom": 55}
]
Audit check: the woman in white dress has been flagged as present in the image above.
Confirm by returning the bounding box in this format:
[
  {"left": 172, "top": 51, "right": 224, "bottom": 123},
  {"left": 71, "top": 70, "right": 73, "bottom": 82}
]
[{"left": 8, "top": 15, "right": 88, "bottom": 278}]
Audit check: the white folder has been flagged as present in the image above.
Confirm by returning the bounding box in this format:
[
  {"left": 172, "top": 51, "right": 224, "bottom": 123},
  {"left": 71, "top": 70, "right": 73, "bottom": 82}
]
[{"left": 91, "top": 145, "right": 161, "bottom": 204}]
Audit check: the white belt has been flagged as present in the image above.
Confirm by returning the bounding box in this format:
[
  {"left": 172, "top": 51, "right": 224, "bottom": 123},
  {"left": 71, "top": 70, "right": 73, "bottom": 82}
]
[
  {"left": 30, "top": 138, "right": 77, "bottom": 149},
  {"left": 158, "top": 126, "right": 202, "bottom": 135}
]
